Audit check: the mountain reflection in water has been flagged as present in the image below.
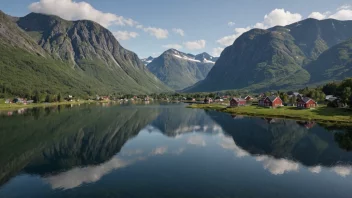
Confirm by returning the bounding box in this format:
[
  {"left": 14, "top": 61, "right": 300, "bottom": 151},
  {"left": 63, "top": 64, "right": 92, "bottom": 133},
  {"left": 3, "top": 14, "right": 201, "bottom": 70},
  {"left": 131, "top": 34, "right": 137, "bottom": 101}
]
[{"left": 0, "top": 104, "right": 352, "bottom": 198}]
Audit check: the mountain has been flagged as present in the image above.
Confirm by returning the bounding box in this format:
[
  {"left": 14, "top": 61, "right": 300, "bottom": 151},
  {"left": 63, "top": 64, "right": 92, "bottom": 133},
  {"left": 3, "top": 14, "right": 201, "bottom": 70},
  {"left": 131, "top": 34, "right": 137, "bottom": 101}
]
[
  {"left": 147, "top": 49, "right": 216, "bottom": 90},
  {"left": 184, "top": 18, "right": 352, "bottom": 93},
  {"left": 141, "top": 56, "right": 154, "bottom": 66},
  {"left": 307, "top": 38, "right": 352, "bottom": 83},
  {"left": 0, "top": 11, "right": 171, "bottom": 96}
]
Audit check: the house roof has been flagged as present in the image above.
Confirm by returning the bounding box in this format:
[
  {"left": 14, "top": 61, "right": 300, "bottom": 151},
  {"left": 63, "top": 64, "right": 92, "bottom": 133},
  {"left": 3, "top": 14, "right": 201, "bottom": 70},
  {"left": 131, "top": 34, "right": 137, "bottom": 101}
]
[
  {"left": 300, "top": 97, "right": 316, "bottom": 104},
  {"left": 267, "top": 96, "right": 278, "bottom": 102},
  {"left": 231, "top": 97, "right": 246, "bottom": 102}
]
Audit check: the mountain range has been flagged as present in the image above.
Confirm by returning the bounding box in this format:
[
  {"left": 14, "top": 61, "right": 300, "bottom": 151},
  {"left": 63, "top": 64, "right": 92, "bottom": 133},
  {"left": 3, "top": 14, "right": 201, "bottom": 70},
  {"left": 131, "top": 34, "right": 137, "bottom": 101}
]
[
  {"left": 0, "top": 11, "right": 171, "bottom": 96},
  {"left": 184, "top": 18, "right": 352, "bottom": 93},
  {"left": 147, "top": 49, "right": 217, "bottom": 90}
]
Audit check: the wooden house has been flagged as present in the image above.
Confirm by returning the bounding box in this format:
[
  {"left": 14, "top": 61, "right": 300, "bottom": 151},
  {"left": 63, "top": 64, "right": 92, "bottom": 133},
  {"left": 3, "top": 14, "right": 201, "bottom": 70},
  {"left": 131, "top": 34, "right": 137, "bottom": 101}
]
[
  {"left": 230, "top": 98, "right": 247, "bottom": 107},
  {"left": 297, "top": 97, "right": 317, "bottom": 109},
  {"left": 244, "top": 95, "right": 253, "bottom": 101},
  {"left": 258, "top": 96, "right": 283, "bottom": 108}
]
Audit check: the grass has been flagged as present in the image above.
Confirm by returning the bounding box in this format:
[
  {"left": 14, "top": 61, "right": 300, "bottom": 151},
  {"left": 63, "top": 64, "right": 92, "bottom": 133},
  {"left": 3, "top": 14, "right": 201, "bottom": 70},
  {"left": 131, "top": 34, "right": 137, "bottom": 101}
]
[
  {"left": 0, "top": 100, "right": 96, "bottom": 111},
  {"left": 188, "top": 104, "right": 352, "bottom": 123}
]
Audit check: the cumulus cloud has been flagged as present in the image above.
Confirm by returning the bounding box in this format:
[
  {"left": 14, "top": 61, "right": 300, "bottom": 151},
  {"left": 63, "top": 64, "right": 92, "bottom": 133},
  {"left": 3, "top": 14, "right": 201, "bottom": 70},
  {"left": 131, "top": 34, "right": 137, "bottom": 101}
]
[
  {"left": 172, "top": 28, "right": 185, "bottom": 36},
  {"left": 150, "top": 146, "right": 168, "bottom": 155},
  {"left": 332, "top": 166, "right": 352, "bottom": 177},
  {"left": 183, "top": 40, "right": 206, "bottom": 50},
  {"left": 256, "top": 156, "right": 299, "bottom": 175},
  {"left": 228, "top": 21, "right": 236, "bottom": 26},
  {"left": 217, "top": 9, "right": 302, "bottom": 46},
  {"left": 308, "top": 166, "right": 322, "bottom": 174},
  {"left": 218, "top": 134, "right": 249, "bottom": 158},
  {"left": 113, "top": 31, "right": 139, "bottom": 41},
  {"left": 45, "top": 157, "right": 142, "bottom": 189},
  {"left": 217, "top": 27, "right": 250, "bottom": 46},
  {"left": 29, "top": 0, "right": 138, "bottom": 28},
  {"left": 162, "top": 44, "right": 183, "bottom": 50},
  {"left": 187, "top": 135, "right": 206, "bottom": 146},
  {"left": 308, "top": 12, "right": 329, "bottom": 20},
  {"left": 308, "top": 5, "right": 352, "bottom": 20},
  {"left": 329, "top": 9, "right": 352, "bottom": 20},
  {"left": 143, "top": 27, "right": 169, "bottom": 39}
]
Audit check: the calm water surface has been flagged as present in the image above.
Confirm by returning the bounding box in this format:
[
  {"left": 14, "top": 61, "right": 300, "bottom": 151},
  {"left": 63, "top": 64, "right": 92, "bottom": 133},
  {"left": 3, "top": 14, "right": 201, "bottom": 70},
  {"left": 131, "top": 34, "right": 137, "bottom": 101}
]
[{"left": 1, "top": 103, "right": 352, "bottom": 198}]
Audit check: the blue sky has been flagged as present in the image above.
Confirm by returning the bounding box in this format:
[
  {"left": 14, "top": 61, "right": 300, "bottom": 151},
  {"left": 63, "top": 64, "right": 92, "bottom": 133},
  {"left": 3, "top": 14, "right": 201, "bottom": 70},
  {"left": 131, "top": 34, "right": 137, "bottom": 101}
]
[{"left": 1, "top": 0, "right": 352, "bottom": 58}]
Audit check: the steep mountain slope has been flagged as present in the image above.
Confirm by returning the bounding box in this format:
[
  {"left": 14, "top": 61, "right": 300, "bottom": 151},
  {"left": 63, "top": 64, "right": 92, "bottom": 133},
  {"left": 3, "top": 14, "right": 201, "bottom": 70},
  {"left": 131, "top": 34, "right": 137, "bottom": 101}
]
[
  {"left": 147, "top": 49, "right": 216, "bottom": 90},
  {"left": 141, "top": 56, "right": 154, "bottom": 66},
  {"left": 0, "top": 11, "right": 171, "bottom": 96},
  {"left": 185, "top": 18, "right": 352, "bottom": 93},
  {"left": 307, "top": 38, "right": 352, "bottom": 82}
]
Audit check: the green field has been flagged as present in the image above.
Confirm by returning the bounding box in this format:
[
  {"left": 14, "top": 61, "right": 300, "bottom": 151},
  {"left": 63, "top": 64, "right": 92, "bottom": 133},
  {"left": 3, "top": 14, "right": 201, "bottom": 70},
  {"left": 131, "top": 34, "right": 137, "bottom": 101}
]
[
  {"left": 0, "top": 100, "right": 100, "bottom": 111},
  {"left": 188, "top": 104, "right": 352, "bottom": 123}
]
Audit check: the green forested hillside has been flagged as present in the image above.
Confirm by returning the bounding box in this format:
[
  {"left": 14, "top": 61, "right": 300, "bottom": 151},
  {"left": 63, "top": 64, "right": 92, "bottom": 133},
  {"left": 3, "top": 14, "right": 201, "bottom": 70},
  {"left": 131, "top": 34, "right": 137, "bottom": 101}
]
[
  {"left": 184, "top": 18, "right": 352, "bottom": 93},
  {"left": 0, "top": 11, "right": 171, "bottom": 97}
]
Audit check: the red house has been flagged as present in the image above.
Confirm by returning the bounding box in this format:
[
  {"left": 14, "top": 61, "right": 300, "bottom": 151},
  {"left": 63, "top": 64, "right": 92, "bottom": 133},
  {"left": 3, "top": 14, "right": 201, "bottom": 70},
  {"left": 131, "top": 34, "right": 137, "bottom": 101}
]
[
  {"left": 230, "top": 98, "right": 247, "bottom": 107},
  {"left": 244, "top": 95, "right": 253, "bottom": 101},
  {"left": 297, "top": 97, "right": 317, "bottom": 109},
  {"left": 259, "top": 96, "right": 283, "bottom": 108}
]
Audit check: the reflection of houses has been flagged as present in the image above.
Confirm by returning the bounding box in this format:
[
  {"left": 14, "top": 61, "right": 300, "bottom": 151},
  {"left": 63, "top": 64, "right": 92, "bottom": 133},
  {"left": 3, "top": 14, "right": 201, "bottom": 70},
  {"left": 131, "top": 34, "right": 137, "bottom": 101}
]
[
  {"left": 258, "top": 96, "right": 283, "bottom": 108},
  {"left": 296, "top": 121, "right": 316, "bottom": 129},
  {"left": 230, "top": 98, "right": 246, "bottom": 107},
  {"left": 264, "top": 118, "right": 277, "bottom": 124},
  {"left": 297, "top": 97, "right": 317, "bottom": 109},
  {"left": 231, "top": 115, "right": 244, "bottom": 119}
]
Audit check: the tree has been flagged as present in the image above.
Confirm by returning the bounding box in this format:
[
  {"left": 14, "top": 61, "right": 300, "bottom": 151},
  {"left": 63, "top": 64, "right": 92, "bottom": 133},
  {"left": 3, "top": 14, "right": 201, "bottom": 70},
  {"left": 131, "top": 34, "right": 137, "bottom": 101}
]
[
  {"left": 57, "top": 93, "right": 63, "bottom": 102},
  {"left": 342, "top": 87, "right": 351, "bottom": 105}
]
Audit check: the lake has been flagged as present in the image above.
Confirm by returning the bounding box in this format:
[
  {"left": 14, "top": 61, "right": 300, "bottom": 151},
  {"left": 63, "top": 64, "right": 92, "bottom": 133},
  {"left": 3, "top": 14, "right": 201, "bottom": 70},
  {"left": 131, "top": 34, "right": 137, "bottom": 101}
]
[{"left": 0, "top": 103, "right": 352, "bottom": 198}]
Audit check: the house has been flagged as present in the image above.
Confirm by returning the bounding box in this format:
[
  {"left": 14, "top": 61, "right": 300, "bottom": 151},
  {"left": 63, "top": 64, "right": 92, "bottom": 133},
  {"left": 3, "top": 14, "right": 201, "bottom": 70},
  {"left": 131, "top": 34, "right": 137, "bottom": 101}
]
[
  {"left": 244, "top": 95, "right": 253, "bottom": 101},
  {"left": 144, "top": 96, "right": 150, "bottom": 101},
  {"left": 5, "top": 99, "right": 10, "bottom": 104},
  {"left": 258, "top": 96, "right": 283, "bottom": 108},
  {"left": 204, "top": 98, "right": 213, "bottom": 104},
  {"left": 230, "top": 98, "right": 247, "bottom": 107},
  {"left": 328, "top": 98, "right": 346, "bottom": 108},
  {"left": 192, "top": 98, "right": 196, "bottom": 102},
  {"left": 297, "top": 97, "right": 317, "bottom": 109}
]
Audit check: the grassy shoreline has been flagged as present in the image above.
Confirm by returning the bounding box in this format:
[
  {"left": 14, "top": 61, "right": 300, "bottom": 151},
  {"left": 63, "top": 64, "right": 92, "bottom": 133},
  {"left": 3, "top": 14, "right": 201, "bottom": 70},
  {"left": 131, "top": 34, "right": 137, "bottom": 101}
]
[
  {"left": 187, "top": 104, "right": 352, "bottom": 123},
  {"left": 0, "top": 100, "right": 101, "bottom": 111}
]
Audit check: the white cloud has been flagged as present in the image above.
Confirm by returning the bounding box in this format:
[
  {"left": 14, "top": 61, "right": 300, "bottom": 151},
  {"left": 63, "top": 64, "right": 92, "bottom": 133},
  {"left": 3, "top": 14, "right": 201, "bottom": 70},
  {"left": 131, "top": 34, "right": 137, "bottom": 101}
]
[
  {"left": 308, "top": 5, "right": 352, "bottom": 21},
  {"left": 329, "top": 9, "right": 352, "bottom": 20},
  {"left": 218, "top": 134, "right": 249, "bottom": 157},
  {"left": 187, "top": 135, "right": 206, "bottom": 146},
  {"left": 308, "top": 166, "right": 322, "bottom": 174},
  {"left": 212, "top": 47, "right": 224, "bottom": 57},
  {"left": 332, "top": 166, "right": 352, "bottom": 177},
  {"left": 217, "top": 9, "right": 302, "bottom": 46},
  {"left": 113, "top": 31, "right": 139, "bottom": 41},
  {"left": 45, "top": 157, "right": 143, "bottom": 189},
  {"left": 228, "top": 21, "right": 236, "bottom": 26},
  {"left": 183, "top": 40, "right": 206, "bottom": 50},
  {"left": 162, "top": 44, "right": 183, "bottom": 50},
  {"left": 29, "top": 0, "right": 138, "bottom": 28},
  {"left": 172, "top": 28, "right": 185, "bottom": 36},
  {"left": 338, "top": 5, "right": 351, "bottom": 10},
  {"left": 308, "top": 12, "right": 329, "bottom": 20},
  {"left": 143, "top": 27, "right": 169, "bottom": 39},
  {"left": 150, "top": 146, "right": 168, "bottom": 155},
  {"left": 217, "top": 27, "right": 251, "bottom": 46},
  {"left": 256, "top": 156, "right": 299, "bottom": 175}
]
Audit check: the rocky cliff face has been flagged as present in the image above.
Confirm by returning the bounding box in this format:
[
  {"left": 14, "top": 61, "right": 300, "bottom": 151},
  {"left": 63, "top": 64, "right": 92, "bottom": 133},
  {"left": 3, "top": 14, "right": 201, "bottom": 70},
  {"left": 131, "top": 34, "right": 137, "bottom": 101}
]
[
  {"left": 0, "top": 11, "right": 171, "bottom": 95},
  {"left": 147, "top": 49, "right": 216, "bottom": 90}
]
